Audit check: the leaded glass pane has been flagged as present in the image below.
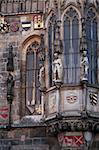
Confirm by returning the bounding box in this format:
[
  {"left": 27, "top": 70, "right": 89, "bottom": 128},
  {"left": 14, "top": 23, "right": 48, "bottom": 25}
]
[
  {"left": 63, "top": 7, "right": 80, "bottom": 84},
  {"left": 26, "top": 44, "right": 41, "bottom": 108},
  {"left": 86, "top": 9, "right": 98, "bottom": 84},
  {"left": 26, "top": 51, "right": 34, "bottom": 105}
]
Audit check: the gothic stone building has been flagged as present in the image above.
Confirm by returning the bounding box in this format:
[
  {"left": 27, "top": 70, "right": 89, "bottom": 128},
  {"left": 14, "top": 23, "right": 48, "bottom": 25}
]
[{"left": 0, "top": 0, "right": 99, "bottom": 150}]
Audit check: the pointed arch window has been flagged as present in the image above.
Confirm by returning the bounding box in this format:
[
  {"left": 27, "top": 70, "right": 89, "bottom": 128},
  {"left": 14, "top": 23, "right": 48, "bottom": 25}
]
[
  {"left": 26, "top": 42, "right": 41, "bottom": 113},
  {"left": 86, "top": 8, "right": 98, "bottom": 84},
  {"left": 63, "top": 7, "right": 80, "bottom": 84},
  {"left": 48, "top": 14, "right": 56, "bottom": 87}
]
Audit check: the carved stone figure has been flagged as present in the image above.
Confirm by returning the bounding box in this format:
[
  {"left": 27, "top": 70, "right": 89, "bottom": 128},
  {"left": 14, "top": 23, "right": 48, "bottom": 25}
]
[
  {"left": 7, "top": 45, "right": 14, "bottom": 72},
  {"left": 53, "top": 53, "right": 63, "bottom": 83},
  {"left": 7, "top": 73, "right": 14, "bottom": 103},
  {"left": 39, "top": 64, "right": 46, "bottom": 90},
  {"left": 80, "top": 51, "right": 89, "bottom": 81}
]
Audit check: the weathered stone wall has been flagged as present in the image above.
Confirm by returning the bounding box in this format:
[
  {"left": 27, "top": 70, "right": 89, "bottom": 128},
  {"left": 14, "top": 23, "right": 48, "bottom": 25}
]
[
  {"left": 0, "top": 34, "right": 21, "bottom": 123},
  {"left": 0, "top": 0, "right": 44, "bottom": 14}
]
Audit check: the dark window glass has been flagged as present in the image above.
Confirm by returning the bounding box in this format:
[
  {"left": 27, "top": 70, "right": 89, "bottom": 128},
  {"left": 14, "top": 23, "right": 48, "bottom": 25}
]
[
  {"left": 26, "top": 51, "right": 34, "bottom": 105},
  {"left": 86, "top": 9, "right": 98, "bottom": 84},
  {"left": 63, "top": 8, "right": 80, "bottom": 84},
  {"left": 26, "top": 46, "right": 41, "bottom": 108}
]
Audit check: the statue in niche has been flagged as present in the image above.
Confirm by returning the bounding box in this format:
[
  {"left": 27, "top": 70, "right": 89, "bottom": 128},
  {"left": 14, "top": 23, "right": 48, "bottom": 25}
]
[
  {"left": 80, "top": 51, "right": 89, "bottom": 81},
  {"left": 7, "top": 73, "right": 14, "bottom": 103},
  {"left": 39, "top": 64, "right": 46, "bottom": 90},
  {"left": 53, "top": 53, "right": 63, "bottom": 83},
  {"left": 7, "top": 45, "right": 14, "bottom": 72}
]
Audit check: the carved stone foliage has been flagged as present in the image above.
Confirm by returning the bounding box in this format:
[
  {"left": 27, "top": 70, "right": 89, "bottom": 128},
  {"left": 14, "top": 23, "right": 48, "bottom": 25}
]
[{"left": 47, "top": 120, "right": 95, "bottom": 135}]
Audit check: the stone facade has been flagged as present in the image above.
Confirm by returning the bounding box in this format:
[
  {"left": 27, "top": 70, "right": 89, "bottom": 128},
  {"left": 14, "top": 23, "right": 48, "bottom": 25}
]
[{"left": 0, "top": 0, "right": 99, "bottom": 149}]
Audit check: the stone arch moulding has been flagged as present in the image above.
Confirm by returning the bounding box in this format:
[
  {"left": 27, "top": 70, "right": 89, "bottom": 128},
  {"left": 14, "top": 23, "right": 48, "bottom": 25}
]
[
  {"left": 45, "top": 10, "right": 55, "bottom": 29},
  {"left": 21, "top": 34, "right": 41, "bottom": 60}
]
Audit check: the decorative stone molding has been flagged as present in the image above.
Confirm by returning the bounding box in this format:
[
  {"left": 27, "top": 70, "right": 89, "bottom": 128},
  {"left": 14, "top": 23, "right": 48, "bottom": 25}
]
[{"left": 47, "top": 120, "right": 97, "bottom": 134}]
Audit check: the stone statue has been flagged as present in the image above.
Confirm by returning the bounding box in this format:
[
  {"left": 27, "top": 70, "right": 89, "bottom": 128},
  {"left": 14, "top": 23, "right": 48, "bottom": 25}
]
[
  {"left": 80, "top": 51, "right": 89, "bottom": 81},
  {"left": 39, "top": 64, "right": 46, "bottom": 90},
  {"left": 7, "top": 45, "right": 14, "bottom": 72},
  {"left": 7, "top": 73, "right": 14, "bottom": 103},
  {"left": 53, "top": 53, "right": 63, "bottom": 83}
]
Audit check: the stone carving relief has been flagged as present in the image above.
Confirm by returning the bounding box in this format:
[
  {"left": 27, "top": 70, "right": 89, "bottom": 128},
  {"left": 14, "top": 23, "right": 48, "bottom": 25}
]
[
  {"left": 49, "top": 92, "right": 57, "bottom": 114},
  {"left": 66, "top": 95, "right": 77, "bottom": 104}
]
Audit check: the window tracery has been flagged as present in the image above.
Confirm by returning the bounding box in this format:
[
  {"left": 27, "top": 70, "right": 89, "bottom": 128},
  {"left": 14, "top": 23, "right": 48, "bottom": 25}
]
[
  {"left": 63, "top": 7, "right": 80, "bottom": 84},
  {"left": 26, "top": 41, "right": 41, "bottom": 113}
]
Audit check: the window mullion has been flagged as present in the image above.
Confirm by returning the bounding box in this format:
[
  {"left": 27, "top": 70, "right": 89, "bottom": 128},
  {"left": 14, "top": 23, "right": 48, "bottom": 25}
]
[
  {"left": 70, "top": 19, "right": 73, "bottom": 49},
  {"left": 32, "top": 51, "right": 36, "bottom": 105}
]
